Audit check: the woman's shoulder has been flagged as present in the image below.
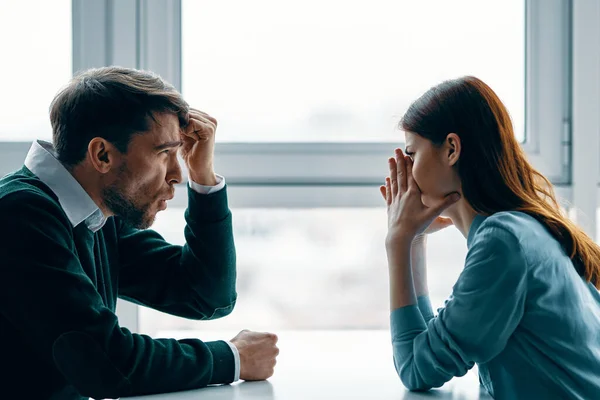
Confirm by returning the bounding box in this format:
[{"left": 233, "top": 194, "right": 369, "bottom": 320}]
[
  {"left": 472, "top": 211, "right": 555, "bottom": 253},
  {"left": 481, "top": 211, "right": 539, "bottom": 233},
  {"left": 471, "top": 212, "right": 525, "bottom": 250}
]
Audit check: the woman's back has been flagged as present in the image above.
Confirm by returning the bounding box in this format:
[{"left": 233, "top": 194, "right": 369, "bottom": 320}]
[
  {"left": 391, "top": 211, "right": 600, "bottom": 400},
  {"left": 477, "top": 211, "right": 600, "bottom": 399}
]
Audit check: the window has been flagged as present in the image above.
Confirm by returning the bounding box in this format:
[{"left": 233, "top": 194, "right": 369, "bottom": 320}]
[
  {"left": 137, "top": 0, "right": 569, "bottom": 336},
  {"left": 0, "top": 0, "right": 72, "bottom": 141},
  {"left": 140, "top": 206, "right": 467, "bottom": 337},
  {"left": 26, "top": 0, "right": 571, "bottom": 333},
  {"left": 182, "top": 0, "right": 525, "bottom": 143}
]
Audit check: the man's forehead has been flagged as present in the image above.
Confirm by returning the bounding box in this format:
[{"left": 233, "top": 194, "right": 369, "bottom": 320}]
[{"left": 147, "top": 112, "right": 182, "bottom": 143}]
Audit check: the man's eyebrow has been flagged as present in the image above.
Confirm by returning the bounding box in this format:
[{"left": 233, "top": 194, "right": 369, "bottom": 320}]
[{"left": 154, "top": 140, "right": 183, "bottom": 151}]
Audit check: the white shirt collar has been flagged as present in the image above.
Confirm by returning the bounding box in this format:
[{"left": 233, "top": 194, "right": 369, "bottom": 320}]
[{"left": 24, "top": 140, "right": 107, "bottom": 232}]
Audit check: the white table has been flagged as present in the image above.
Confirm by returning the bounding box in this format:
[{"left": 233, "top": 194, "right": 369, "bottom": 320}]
[{"left": 123, "top": 331, "right": 492, "bottom": 400}]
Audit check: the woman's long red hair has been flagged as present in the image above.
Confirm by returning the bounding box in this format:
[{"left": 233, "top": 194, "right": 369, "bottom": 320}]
[{"left": 401, "top": 76, "right": 600, "bottom": 288}]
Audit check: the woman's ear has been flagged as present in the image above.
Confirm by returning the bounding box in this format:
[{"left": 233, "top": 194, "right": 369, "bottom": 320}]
[{"left": 446, "top": 133, "right": 461, "bottom": 167}]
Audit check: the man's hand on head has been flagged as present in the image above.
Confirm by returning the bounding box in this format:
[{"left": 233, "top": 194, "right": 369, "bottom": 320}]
[{"left": 181, "top": 108, "right": 218, "bottom": 186}]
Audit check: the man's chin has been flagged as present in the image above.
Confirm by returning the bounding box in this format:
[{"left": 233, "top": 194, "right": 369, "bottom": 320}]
[
  {"left": 143, "top": 213, "right": 158, "bottom": 229},
  {"left": 158, "top": 199, "right": 168, "bottom": 211},
  {"left": 132, "top": 210, "right": 157, "bottom": 230}
]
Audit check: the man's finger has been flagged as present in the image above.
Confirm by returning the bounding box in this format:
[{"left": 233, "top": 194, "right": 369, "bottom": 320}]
[
  {"left": 192, "top": 115, "right": 217, "bottom": 132},
  {"left": 184, "top": 114, "right": 216, "bottom": 141},
  {"left": 189, "top": 108, "right": 218, "bottom": 126},
  {"left": 189, "top": 113, "right": 217, "bottom": 133}
]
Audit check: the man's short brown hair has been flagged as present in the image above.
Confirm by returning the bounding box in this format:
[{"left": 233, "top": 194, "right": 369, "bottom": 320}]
[{"left": 50, "top": 66, "right": 189, "bottom": 167}]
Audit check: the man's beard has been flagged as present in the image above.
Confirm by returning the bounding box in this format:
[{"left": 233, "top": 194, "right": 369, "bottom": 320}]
[{"left": 103, "top": 181, "right": 155, "bottom": 229}]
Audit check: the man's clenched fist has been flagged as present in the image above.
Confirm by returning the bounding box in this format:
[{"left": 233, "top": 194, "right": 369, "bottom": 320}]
[{"left": 230, "top": 330, "right": 279, "bottom": 381}]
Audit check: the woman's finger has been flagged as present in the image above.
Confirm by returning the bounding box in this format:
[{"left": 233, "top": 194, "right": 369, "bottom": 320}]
[
  {"left": 379, "top": 185, "right": 387, "bottom": 202},
  {"left": 437, "top": 217, "right": 454, "bottom": 227},
  {"left": 405, "top": 156, "right": 418, "bottom": 192},
  {"left": 425, "top": 192, "right": 461, "bottom": 221},
  {"left": 385, "top": 177, "right": 392, "bottom": 206},
  {"left": 396, "top": 149, "right": 407, "bottom": 194},
  {"left": 388, "top": 157, "right": 398, "bottom": 199}
]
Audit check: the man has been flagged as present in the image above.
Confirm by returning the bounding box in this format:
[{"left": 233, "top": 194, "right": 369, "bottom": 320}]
[{"left": 0, "top": 67, "right": 278, "bottom": 399}]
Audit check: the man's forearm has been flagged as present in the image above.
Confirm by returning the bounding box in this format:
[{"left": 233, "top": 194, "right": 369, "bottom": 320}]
[{"left": 182, "top": 186, "right": 237, "bottom": 315}]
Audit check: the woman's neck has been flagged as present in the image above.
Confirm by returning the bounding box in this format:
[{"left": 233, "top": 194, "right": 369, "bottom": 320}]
[{"left": 446, "top": 199, "right": 480, "bottom": 239}]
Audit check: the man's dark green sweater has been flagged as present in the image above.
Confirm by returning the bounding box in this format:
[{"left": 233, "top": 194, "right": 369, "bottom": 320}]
[{"left": 0, "top": 167, "right": 238, "bottom": 399}]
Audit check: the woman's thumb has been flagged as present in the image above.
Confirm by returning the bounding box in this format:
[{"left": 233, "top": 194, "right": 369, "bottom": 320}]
[{"left": 429, "top": 192, "right": 461, "bottom": 217}]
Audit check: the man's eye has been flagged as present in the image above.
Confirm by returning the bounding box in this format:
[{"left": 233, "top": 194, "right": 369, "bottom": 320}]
[{"left": 161, "top": 150, "right": 170, "bottom": 155}]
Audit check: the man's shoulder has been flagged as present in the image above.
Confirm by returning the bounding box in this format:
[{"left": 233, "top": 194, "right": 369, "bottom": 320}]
[{"left": 0, "top": 167, "right": 63, "bottom": 216}]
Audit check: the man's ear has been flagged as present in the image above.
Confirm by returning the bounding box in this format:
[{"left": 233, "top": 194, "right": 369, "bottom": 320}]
[
  {"left": 87, "top": 138, "right": 118, "bottom": 174},
  {"left": 446, "top": 133, "right": 461, "bottom": 167}
]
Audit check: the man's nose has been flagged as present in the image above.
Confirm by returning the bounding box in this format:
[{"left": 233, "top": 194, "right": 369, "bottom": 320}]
[{"left": 167, "top": 158, "right": 183, "bottom": 185}]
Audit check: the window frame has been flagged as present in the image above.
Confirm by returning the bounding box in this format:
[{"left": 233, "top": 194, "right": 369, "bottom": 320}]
[{"left": 0, "top": 0, "right": 575, "bottom": 330}]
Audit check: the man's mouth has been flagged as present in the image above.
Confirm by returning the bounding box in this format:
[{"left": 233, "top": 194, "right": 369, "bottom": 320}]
[
  {"left": 157, "top": 193, "right": 174, "bottom": 210},
  {"left": 161, "top": 191, "right": 175, "bottom": 202}
]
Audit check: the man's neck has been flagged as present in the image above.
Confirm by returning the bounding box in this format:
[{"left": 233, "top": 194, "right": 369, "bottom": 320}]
[{"left": 69, "top": 163, "right": 111, "bottom": 217}]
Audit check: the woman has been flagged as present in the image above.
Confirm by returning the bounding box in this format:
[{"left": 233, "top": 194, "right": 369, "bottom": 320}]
[{"left": 382, "top": 76, "right": 600, "bottom": 399}]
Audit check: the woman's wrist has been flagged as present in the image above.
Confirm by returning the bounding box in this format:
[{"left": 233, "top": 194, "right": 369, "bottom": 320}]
[
  {"left": 385, "top": 233, "right": 414, "bottom": 253},
  {"left": 412, "top": 233, "right": 427, "bottom": 246}
]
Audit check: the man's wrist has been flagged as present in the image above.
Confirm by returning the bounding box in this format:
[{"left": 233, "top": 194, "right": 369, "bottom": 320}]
[
  {"left": 225, "top": 341, "right": 241, "bottom": 382},
  {"left": 189, "top": 170, "right": 218, "bottom": 186}
]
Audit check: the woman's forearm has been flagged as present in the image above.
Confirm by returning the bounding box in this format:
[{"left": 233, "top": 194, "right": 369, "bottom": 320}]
[
  {"left": 411, "top": 234, "right": 429, "bottom": 297},
  {"left": 387, "top": 236, "right": 417, "bottom": 310}
]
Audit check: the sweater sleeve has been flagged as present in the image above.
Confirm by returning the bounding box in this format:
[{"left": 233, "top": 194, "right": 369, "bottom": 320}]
[
  {"left": 0, "top": 190, "right": 235, "bottom": 399},
  {"left": 391, "top": 220, "right": 528, "bottom": 391},
  {"left": 416, "top": 295, "right": 435, "bottom": 323},
  {"left": 117, "top": 185, "right": 237, "bottom": 320}
]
